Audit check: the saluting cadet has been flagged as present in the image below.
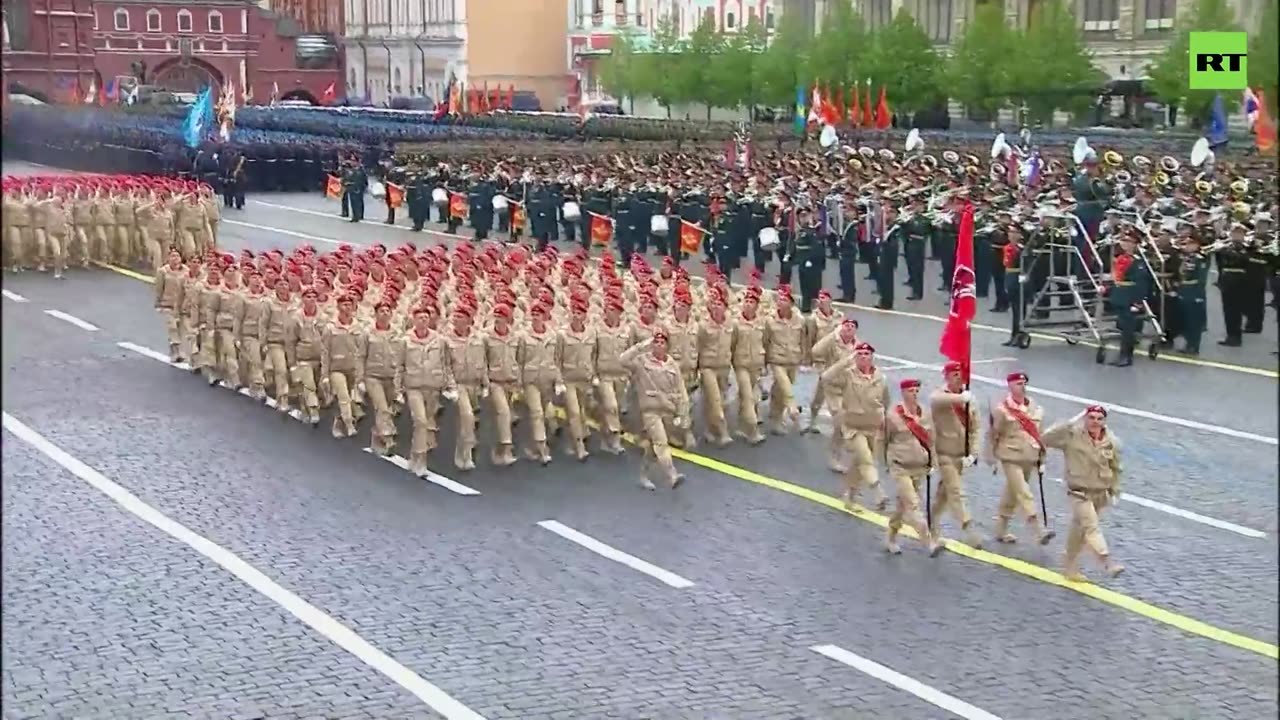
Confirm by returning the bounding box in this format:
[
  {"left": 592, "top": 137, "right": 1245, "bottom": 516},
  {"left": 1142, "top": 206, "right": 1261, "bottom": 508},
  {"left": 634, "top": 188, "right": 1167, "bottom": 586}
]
[
  {"left": 985, "top": 372, "right": 1055, "bottom": 545},
  {"left": 1042, "top": 405, "right": 1125, "bottom": 582},
  {"left": 620, "top": 331, "right": 690, "bottom": 491},
  {"left": 928, "top": 362, "right": 981, "bottom": 548},
  {"left": 821, "top": 341, "right": 890, "bottom": 512},
  {"left": 803, "top": 290, "right": 843, "bottom": 432},
  {"left": 885, "top": 379, "right": 945, "bottom": 557}
]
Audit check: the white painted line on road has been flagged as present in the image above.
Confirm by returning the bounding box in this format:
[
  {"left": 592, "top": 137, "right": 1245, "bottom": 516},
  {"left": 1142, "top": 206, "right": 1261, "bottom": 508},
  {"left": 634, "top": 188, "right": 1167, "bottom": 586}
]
[
  {"left": 968, "top": 357, "right": 1017, "bottom": 365},
  {"left": 2, "top": 289, "right": 29, "bottom": 302},
  {"left": 361, "top": 447, "right": 481, "bottom": 496},
  {"left": 223, "top": 219, "right": 344, "bottom": 246},
  {"left": 878, "top": 353, "right": 1278, "bottom": 446},
  {"left": 536, "top": 520, "right": 695, "bottom": 589},
  {"left": 1047, "top": 478, "right": 1267, "bottom": 539},
  {"left": 44, "top": 309, "right": 99, "bottom": 331},
  {"left": 118, "top": 341, "right": 191, "bottom": 370},
  {"left": 811, "top": 645, "right": 1002, "bottom": 720},
  {"left": 252, "top": 200, "right": 458, "bottom": 241},
  {"left": 1, "top": 412, "right": 487, "bottom": 720}
]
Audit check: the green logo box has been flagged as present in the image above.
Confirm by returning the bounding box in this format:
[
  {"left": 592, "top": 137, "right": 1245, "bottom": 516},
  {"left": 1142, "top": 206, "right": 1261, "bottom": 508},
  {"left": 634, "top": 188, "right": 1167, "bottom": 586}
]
[{"left": 1189, "top": 32, "right": 1248, "bottom": 90}]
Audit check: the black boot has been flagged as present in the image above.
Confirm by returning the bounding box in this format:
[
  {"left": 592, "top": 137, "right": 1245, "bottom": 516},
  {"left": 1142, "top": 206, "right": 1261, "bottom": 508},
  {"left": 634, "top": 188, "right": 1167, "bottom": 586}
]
[{"left": 1109, "top": 342, "right": 1134, "bottom": 367}]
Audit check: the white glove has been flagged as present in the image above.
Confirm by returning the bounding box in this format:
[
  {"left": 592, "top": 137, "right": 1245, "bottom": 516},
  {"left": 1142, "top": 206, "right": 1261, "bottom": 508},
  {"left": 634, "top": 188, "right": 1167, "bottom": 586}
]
[
  {"left": 591, "top": 377, "right": 600, "bottom": 387},
  {"left": 963, "top": 455, "right": 976, "bottom": 468},
  {"left": 554, "top": 383, "right": 566, "bottom": 396},
  {"left": 481, "top": 385, "right": 490, "bottom": 398},
  {"left": 357, "top": 381, "right": 366, "bottom": 394},
  {"left": 673, "top": 416, "right": 688, "bottom": 429},
  {"left": 395, "top": 391, "right": 405, "bottom": 404},
  {"left": 1038, "top": 464, "right": 1046, "bottom": 476},
  {"left": 443, "top": 387, "right": 459, "bottom": 401},
  {"left": 1111, "top": 490, "right": 1122, "bottom": 506},
  {"left": 958, "top": 390, "right": 973, "bottom": 404}
]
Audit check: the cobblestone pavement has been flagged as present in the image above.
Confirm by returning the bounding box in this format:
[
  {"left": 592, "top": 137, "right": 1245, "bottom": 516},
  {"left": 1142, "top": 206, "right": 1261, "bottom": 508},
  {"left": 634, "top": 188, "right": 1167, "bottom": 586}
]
[{"left": 2, "top": 162, "right": 1277, "bottom": 719}]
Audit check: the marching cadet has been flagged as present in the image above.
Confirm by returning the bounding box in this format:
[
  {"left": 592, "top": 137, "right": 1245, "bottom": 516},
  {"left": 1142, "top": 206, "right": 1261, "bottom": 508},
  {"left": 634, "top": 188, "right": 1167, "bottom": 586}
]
[
  {"left": 442, "top": 303, "right": 489, "bottom": 471},
  {"left": 803, "top": 290, "right": 843, "bottom": 432},
  {"left": 1042, "top": 405, "right": 1125, "bottom": 582},
  {"left": 594, "top": 297, "right": 630, "bottom": 455},
  {"left": 821, "top": 341, "right": 890, "bottom": 512},
  {"left": 1108, "top": 232, "right": 1152, "bottom": 366},
  {"left": 1174, "top": 232, "right": 1209, "bottom": 354},
  {"left": 114, "top": 189, "right": 136, "bottom": 266},
  {"left": 33, "top": 186, "right": 70, "bottom": 278},
  {"left": 696, "top": 294, "right": 735, "bottom": 447},
  {"left": 213, "top": 264, "right": 246, "bottom": 389},
  {"left": 811, "top": 318, "right": 860, "bottom": 461},
  {"left": 928, "top": 362, "right": 981, "bottom": 548},
  {"left": 619, "top": 332, "right": 691, "bottom": 491},
  {"left": 201, "top": 184, "right": 221, "bottom": 249},
  {"left": 262, "top": 277, "right": 295, "bottom": 413},
  {"left": 91, "top": 187, "right": 116, "bottom": 265},
  {"left": 179, "top": 257, "right": 204, "bottom": 368},
  {"left": 402, "top": 307, "right": 452, "bottom": 477},
  {"left": 731, "top": 290, "right": 767, "bottom": 444},
  {"left": 985, "top": 371, "right": 1055, "bottom": 545},
  {"left": 363, "top": 301, "right": 405, "bottom": 456},
  {"left": 238, "top": 270, "right": 271, "bottom": 399},
  {"left": 2, "top": 185, "right": 31, "bottom": 270},
  {"left": 517, "top": 301, "right": 561, "bottom": 466},
  {"left": 285, "top": 287, "right": 327, "bottom": 426},
  {"left": 196, "top": 262, "right": 225, "bottom": 385},
  {"left": 71, "top": 186, "right": 95, "bottom": 267},
  {"left": 666, "top": 294, "right": 701, "bottom": 448},
  {"left": 885, "top": 378, "right": 945, "bottom": 557},
  {"left": 763, "top": 285, "right": 805, "bottom": 435},
  {"left": 136, "top": 190, "right": 172, "bottom": 271},
  {"left": 558, "top": 298, "right": 598, "bottom": 461},
  {"left": 321, "top": 295, "right": 366, "bottom": 439},
  {"left": 154, "top": 248, "right": 188, "bottom": 362},
  {"left": 484, "top": 304, "right": 521, "bottom": 467}
]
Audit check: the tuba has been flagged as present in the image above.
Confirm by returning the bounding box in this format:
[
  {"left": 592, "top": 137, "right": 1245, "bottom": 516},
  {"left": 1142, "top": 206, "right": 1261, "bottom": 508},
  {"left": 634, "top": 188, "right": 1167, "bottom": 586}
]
[
  {"left": 991, "top": 132, "right": 1011, "bottom": 160},
  {"left": 1103, "top": 149, "right": 1123, "bottom": 168},
  {"left": 1190, "top": 137, "right": 1213, "bottom": 168},
  {"left": 1072, "top": 136, "right": 1095, "bottom": 165},
  {"left": 1160, "top": 155, "right": 1181, "bottom": 173},
  {"left": 905, "top": 128, "right": 924, "bottom": 153}
]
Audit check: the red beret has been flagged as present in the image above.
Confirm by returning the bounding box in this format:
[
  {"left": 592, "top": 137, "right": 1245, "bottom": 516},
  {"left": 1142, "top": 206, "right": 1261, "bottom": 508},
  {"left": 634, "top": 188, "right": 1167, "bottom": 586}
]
[
  {"left": 1007, "top": 372, "right": 1029, "bottom": 383},
  {"left": 1086, "top": 405, "right": 1107, "bottom": 417},
  {"left": 943, "top": 361, "right": 964, "bottom": 375},
  {"left": 817, "top": 290, "right": 832, "bottom": 300},
  {"left": 900, "top": 379, "right": 921, "bottom": 390},
  {"left": 854, "top": 342, "right": 875, "bottom": 354}
]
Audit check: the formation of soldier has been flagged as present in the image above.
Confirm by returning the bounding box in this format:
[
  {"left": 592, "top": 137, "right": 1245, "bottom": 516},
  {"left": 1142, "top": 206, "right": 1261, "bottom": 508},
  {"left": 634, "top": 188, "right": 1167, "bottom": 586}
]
[
  {"left": 2, "top": 175, "right": 221, "bottom": 276},
  {"left": 150, "top": 238, "right": 1128, "bottom": 583}
]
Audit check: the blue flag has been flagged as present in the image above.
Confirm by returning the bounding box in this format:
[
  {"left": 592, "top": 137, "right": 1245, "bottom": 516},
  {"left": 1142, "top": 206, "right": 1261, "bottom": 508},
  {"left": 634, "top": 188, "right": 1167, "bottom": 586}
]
[
  {"left": 1207, "top": 93, "right": 1228, "bottom": 148},
  {"left": 183, "top": 86, "right": 213, "bottom": 148},
  {"left": 794, "top": 86, "right": 806, "bottom": 136}
]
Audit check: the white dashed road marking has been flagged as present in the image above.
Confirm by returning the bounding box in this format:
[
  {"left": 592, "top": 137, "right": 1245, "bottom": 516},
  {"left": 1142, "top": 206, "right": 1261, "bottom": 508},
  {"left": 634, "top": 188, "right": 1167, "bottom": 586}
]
[
  {"left": 44, "top": 309, "right": 99, "bottom": 331},
  {"left": 811, "top": 644, "right": 1003, "bottom": 720},
  {"left": 537, "top": 520, "right": 695, "bottom": 589},
  {"left": 1, "top": 412, "right": 488, "bottom": 720},
  {"left": 1047, "top": 477, "right": 1267, "bottom": 539},
  {"left": 2, "top": 289, "right": 29, "bottom": 302},
  {"left": 362, "top": 448, "right": 481, "bottom": 496}
]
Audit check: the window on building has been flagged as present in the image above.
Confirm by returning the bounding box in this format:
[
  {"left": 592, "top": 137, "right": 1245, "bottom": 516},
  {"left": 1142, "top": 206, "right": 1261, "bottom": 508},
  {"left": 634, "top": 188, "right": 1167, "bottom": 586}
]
[
  {"left": 1144, "top": 0, "right": 1174, "bottom": 30},
  {"left": 1081, "top": 0, "right": 1117, "bottom": 31},
  {"left": 114, "top": 8, "right": 130, "bottom": 31},
  {"left": 614, "top": 0, "right": 627, "bottom": 24},
  {"left": 208, "top": 10, "right": 223, "bottom": 32},
  {"left": 917, "top": 0, "right": 953, "bottom": 42},
  {"left": 863, "top": 0, "right": 891, "bottom": 29},
  {"left": 592, "top": 0, "right": 603, "bottom": 25},
  {"left": 726, "top": 11, "right": 736, "bottom": 29},
  {"left": 765, "top": 9, "right": 775, "bottom": 29},
  {"left": 177, "top": 9, "right": 192, "bottom": 32},
  {"left": 145, "top": 9, "right": 161, "bottom": 32}
]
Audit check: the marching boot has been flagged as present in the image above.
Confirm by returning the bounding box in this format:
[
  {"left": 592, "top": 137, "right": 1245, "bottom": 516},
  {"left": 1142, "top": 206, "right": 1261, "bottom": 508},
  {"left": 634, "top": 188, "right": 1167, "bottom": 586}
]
[
  {"left": 491, "top": 443, "right": 517, "bottom": 467},
  {"left": 961, "top": 520, "right": 984, "bottom": 550},
  {"left": 574, "top": 437, "right": 590, "bottom": 462},
  {"left": 884, "top": 526, "right": 902, "bottom": 555},
  {"left": 537, "top": 441, "right": 552, "bottom": 466},
  {"left": 1102, "top": 555, "right": 1126, "bottom": 577},
  {"left": 1109, "top": 341, "right": 1134, "bottom": 367},
  {"left": 1030, "top": 516, "right": 1056, "bottom": 545},
  {"left": 408, "top": 452, "right": 430, "bottom": 478},
  {"left": 602, "top": 432, "right": 625, "bottom": 455},
  {"left": 994, "top": 516, "right": 1018, "bottom": 544}
]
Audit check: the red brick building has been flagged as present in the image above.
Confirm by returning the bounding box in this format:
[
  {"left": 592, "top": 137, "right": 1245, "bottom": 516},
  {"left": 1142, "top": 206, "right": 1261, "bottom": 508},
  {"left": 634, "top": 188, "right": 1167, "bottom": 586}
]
[{"left": 2, "top": 0, "right": 98, "bottom": 101}]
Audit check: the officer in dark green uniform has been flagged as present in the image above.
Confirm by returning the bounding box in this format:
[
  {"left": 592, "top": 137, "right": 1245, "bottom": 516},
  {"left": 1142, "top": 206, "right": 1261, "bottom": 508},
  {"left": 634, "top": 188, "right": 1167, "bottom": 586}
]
[
  {"left": 445, "top": 170, "right": 466, "bottom": 234},
  {"left": 468, "top": 177, "right": 495, "bottom": 240},
  {"left": 875, "top": 205, "right": 901, "bottom": 310},
  {"left": 629, "top": 189, "right": 652, "bottom": 255},
  {"left": 1071, "top": 157, "right": 1109, "bottom": 244},
  {"left": 1174, "top": 231, "right": 1209, "bottom": 354},
  {"left": 1216, "top": 223, "right": 1252, "bottom": 346},
  {"left": 529, "top": 178, "right": 555, "bottom": 251},
  {"left": 794, "top": 207, "right": 824, "bottom": 313},
  {"left": 988, "top": 210, "right": 1011, "bottom": 312},
  {"left": 837, "top": 199, "right": 860, "bottom": 303},
  {"left": 934, "top": 203, "right": 960, "bottom": 293},
  {"left": 406, "top": 168, "right": 429, "bottom": 232},
  {"left": 1000, "top": 223, "right": 1029, "bottom": 345},
  {"left": 1108, "top": 233, "right": 1152, "bottom": 367},
  {"left": 903, "top": 198, "right": 931, "bottom": 300},
  {"left": 343, "top": 163, "right": 368, "bottom": 223},
  {"left": 613, "top": 190, "right": 634, "bottom": 265}
]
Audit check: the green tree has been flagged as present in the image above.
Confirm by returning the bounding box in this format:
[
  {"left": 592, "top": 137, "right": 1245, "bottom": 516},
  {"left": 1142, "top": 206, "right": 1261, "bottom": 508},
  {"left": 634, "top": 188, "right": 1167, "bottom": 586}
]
[
  {"left": 866, "top": 8, "right": 943, "bottom": 116},
  {"left": 682, "top": 13, "right": 728, "bottom": 120},
  {"left": 597, "top": 29, "right": 643, "bottom": 114},
  {"left": 1008, "top": 0, "right": 1102, "bottom": 125},
  {"left": 634, "top": 13, "right": 684, "bottom": 118},
  {"left": 1249, "top": 0, "right": 1278, "bottom": 116},
  {"left": 711, "top": 16, "right": 768, "bottom": 116},
  {"left": 1148, "top": 0, "right": 1241, "bottom": 124},
  {"left": 755, "top": 10, "right": 810, "bottom": 108},
  {"left": 947, "top": 3, "right": 1017, "bottom": 121},
  {"left": 806, "top": 0, "right": 869, "bottom": 91}
]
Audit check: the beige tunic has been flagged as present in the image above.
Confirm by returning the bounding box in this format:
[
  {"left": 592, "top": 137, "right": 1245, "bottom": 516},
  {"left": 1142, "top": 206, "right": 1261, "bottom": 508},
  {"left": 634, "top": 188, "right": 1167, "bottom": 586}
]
[
  {"left": 821, "top": 358, "right": 889, "bottom": 432},
  {"left": 804, "top": 309, "right": 843, "bottom": 365},
  {"left": 594, "top": 320, "right": 630, "bottom": 379},
  {"left": 929, "top": 389, "right": 980, "bottom": 457},
  {"left": 323, "top": 318, "right": 366, "bottom": 375},
  {"left": 518, "top": 328, "right": 561, "bottom": 386},
  {"left": 764, "top": 310, "right": 806, "bottom": 367},
  {"left": 731, "top": 315, "right": 767, "bottom": 370},
  {"left": 444, "top": 329, "right": 489, "bottom": 386},
  {"left": 286, "top": 309, "right": 326, "bottom": 363},
  {"left": 1042, "top": 422, "right": 1122, "bottom": 492},
  {"left": 403, "top": 329, "right": 453, "bottom": 390},
  {"left": 697, "top": 319, "right": 734, "bottom": 370},
  {"left": 886, "top": 405, "right": 933, "bottom": 472},
  {"left": 558, "top": 325, "right": 597, "bottom": 383},
  {"left": 364, "top": 326, "right": 404, "bottom": 379},
  {"left": 155, "top": 267, "right": 186, "bottom": 310},
  {"left": 620, "top": 342, "right": 689, "bottom": 416},
  {"left": 485, "top": 328, "right": 522, "bottom": 385},
  {"left": 988, "top": 397, "right": 1045, "bottom": 464}
]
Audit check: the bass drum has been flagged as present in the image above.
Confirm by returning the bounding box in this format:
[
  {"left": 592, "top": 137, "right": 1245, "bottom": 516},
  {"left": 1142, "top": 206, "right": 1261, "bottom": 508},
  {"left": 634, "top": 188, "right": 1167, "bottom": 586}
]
[
  {"left": 431, "top": 187, "right": 448, "bottom": 204},
  {"left": 758, "top": 226, "right": 780, "bottom": 250},
  {"left": 562, "top": 201, "right": 581, "bottom": 221},
  {"left": 650, "top": 214, "right": 669, "bottom": 236}
]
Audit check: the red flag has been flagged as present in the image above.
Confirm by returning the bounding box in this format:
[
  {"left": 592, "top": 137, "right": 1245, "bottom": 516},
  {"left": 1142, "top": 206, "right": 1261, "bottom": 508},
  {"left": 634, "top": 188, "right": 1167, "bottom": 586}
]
[
  {"left": 679, "top": 221, "right": 703, "bottom": 254},
  {"left": 322, "top": 82, "right": 336, "bottom": 104},
  {"left": 874, "top": 86, "right": 891, "bottom": 130},
  {"left": 590, "top": 214, "right": 614, "bottom": 245},
  {"left": 386, "top": 182, "right": 405, "bottom": 209},
  {"left": 480, "top": 82, "right": 490, "bottom": 112},
  {"left": 939, "top": 203, "right": 977, "bottom": 385},
  {"left": 849, "top": 88, "right": 860, "bottom": 128},
  {"left": 505, "top": 84, "right": 514, "bottom": 110},
  {"left": 832, "top": 86, "right": 843, "bottom": 124},
  {"left": 1256, "top": 90, "right": 1277, "bottom": 155},
  {"left": 862, "top": 87, "right": 873, "bottom": 127}
]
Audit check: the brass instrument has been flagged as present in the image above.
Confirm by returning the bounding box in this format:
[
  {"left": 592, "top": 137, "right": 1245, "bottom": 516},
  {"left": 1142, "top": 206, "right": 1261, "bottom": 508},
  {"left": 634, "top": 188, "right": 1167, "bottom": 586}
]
[
  {"left": 1103, "top": 149, "right": 1123, "bottom": 168},
  {"left": 942, "top": 150, "right": 960, "bottom": 164},
  {"left": 1132, "top": 155, "right": 1152, "bottom": 171},
  {"left": 1154, "top": 171, "right": 1170, "bottom": 187},
  {"left": 1159, "top": 155, "right": 1181, "bottom": 173},
  {"left": 1231, "top": 178, "right": 1249, "bottom": 196}
]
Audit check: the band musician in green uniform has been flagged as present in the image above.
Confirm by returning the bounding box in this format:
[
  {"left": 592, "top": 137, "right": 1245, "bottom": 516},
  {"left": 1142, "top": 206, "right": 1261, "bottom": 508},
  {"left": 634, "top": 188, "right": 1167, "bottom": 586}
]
[{"left": 1107, "top": 233, "right": 1152, "bottom": 367}]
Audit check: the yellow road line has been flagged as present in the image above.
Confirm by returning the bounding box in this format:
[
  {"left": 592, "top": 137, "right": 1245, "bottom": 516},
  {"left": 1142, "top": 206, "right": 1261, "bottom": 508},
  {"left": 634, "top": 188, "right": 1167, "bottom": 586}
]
[
  {"left": 97, "top": 261, "right": 1280, "bottom": 659},
  {"left": 93, "top": 261, "right": 155, "bottom": 283}
]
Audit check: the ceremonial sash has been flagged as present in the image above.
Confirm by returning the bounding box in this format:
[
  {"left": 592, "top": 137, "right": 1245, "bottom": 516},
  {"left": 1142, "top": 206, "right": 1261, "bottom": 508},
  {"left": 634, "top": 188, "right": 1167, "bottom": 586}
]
[
  {"left": 1113, "top": 253, "right": 1133, "bottom": 283},
  {"left": 896, "top": 405, "right": 931, "bottom": 450},
  {"left": 1003, "top": 396, "right": 1042, "bottom": 449},
  {"left": 950, "top": 393, "right": 970, "bottom": 431}
]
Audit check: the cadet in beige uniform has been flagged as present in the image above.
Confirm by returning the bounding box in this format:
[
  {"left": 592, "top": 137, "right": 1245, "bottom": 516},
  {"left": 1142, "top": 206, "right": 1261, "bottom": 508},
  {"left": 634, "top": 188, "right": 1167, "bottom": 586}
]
[
  {"left": 803, "top": 290, "right": 843, "bottom": 430},
  {"left": 666, "top": 295, "right": 700, "bottom": 448},
  {"left": 594, "top": 300, "right": 630, "bottom": 455},
  {"left": 518, "top": 302, "right": 561, "bottom": 465},
  {"left": 71, "top": 188, "right": 95, "bottom": 267},
  {"left": 213, "top": 266, "right": 247, "bottom": 388},
  {"left": 196, "top": 264, "right": 225, "bottom": 384},
  {"left": 363, "top": 301, "right": 405, "bottom": 455},
  {"left": 696, "top": 295, "right": 735, "bottom": 446},
  {"left": 810, "top": 318, "right": 860, "bottom": 462},
  {"left": 731, "top": 293, "right": 767, "bottom": 444},
  {"left": 821, "top": 342, "right": 889, "bottom": 511},
  {"left": 763, "top": 286, "right": 805, "bottom": 434},
  {"left": 985, "top": 372, "right": 1055, "bottom": 545},
  {"left": 113, "top": 192, "right": 137, "bottom": 265},
  {"left": 3, "top": 190, "right": 31, "bottom": 270},
  {"left": 90, "top": 189, "right": 116, "bottom": 264},
  {"left": 443, "top": 305, "right": 489, "bottom": 471},
  {"left": 33, "top": 189, "right": 69, "bottom": 277},
  {"left": 1043, "top": 405, "right": 1125, "bottom": 582},
  {"left": 322, "top": 296, "right": 366, "bottom": 438},
  {"left": 558, "top": 299, "right": 597, "bottom": 461},
  {"left": 237, "top": 272, "right": 271, "bottom": 398},
  {"left": 620, "top": 332, "right": 690, "bottom": 491},
  {"left": 285, "top": 288, "right": 327, "bottom": 425},
  {"left": 154, "top": 250, "right": 188, "bottom": 361},
  {"left": 401, "top": 308, "right": 452, "bottom": 475},
  {"left": 885, "top": 378, "right": 945, "bottom": 557},
  {"left": 928, "top": 361, "right": 981, "bottom": 548},
  {"left": 261, "top": 279, "right": 295, "bottom": 411},
  {"left": 484, "top": 304, "right": 521, "bottom": 467}
]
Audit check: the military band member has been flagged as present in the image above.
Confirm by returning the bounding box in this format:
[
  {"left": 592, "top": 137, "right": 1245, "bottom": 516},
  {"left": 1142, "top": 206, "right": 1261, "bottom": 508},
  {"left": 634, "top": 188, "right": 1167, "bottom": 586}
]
[
  {"left": 620, "top": 332, "right": 690, "bottom": 491},
  {"left": 1108, "top": 233, "right": 1152, "bottom": 366},
  {"left": 821, "top": 341, "right": 890, "bottom": 512},
  {"left": 1215, "top": 222, "right": 1251, "bottom": 347},
  {"left": 885, "top": 378, "right": 945, "bottom": 557},
  {"left": 928, "top": 362, "right": 981, "bottom": 547},
  {"left": 902, "top": 199, "right": 931, "bottom": 301},
  {"left": 1174, "top": 232, "right": 1209, "bottom": 354},
  {"left": 985, "top": 372, "right": 1055, "bottom": 545},
  {"left": 875, "top": 205, "right": 901, "bottom": 310},
  {"left": 1042, "top": 405, "right": 1125, "bottom": 582}
]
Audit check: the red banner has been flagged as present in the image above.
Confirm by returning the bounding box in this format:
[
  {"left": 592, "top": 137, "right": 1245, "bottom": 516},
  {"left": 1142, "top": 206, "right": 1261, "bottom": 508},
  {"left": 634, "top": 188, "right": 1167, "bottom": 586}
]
[{"left": 939, "top": 203, "right": 976, "bottom": 384}]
